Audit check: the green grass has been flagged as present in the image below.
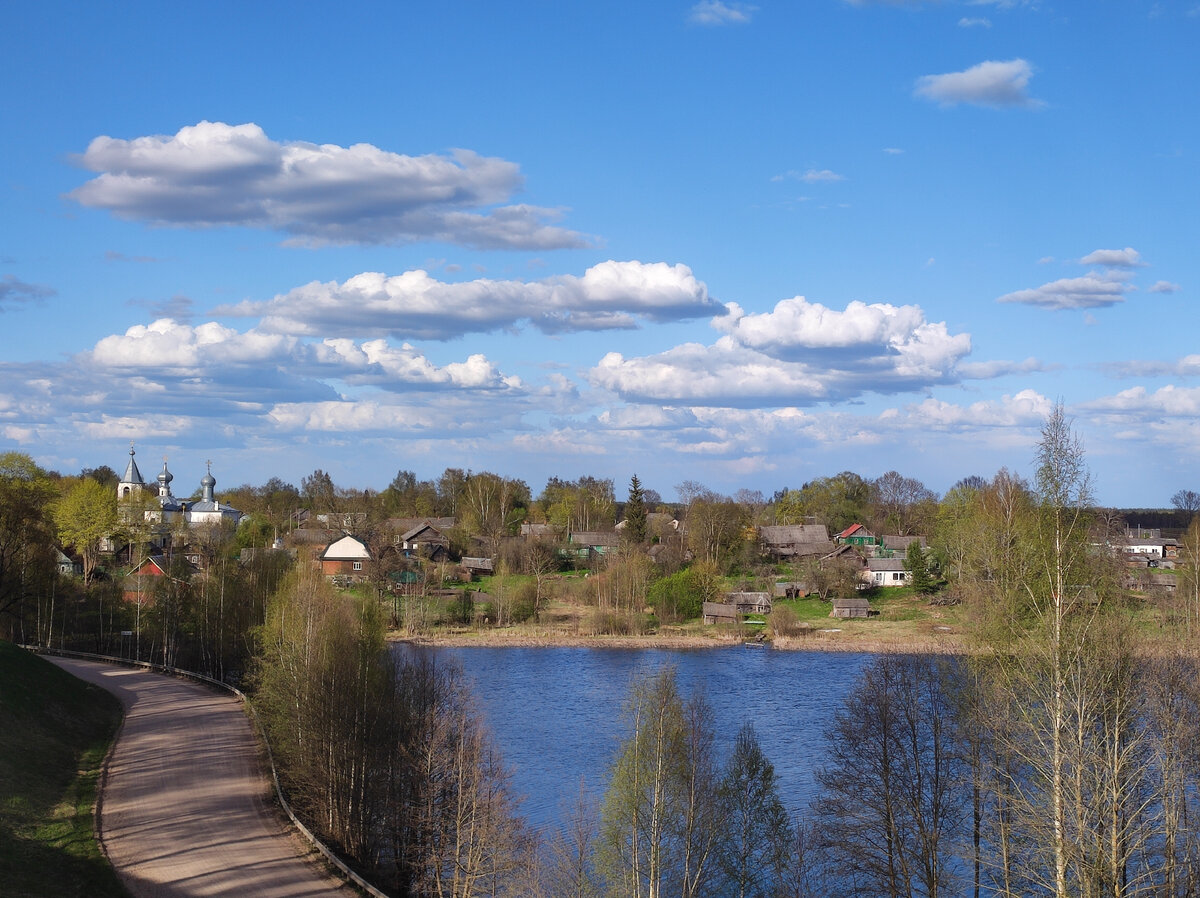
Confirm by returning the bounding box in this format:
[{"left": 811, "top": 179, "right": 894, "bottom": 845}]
[{"left": 0, "top": 641, "right": 129, "bottom": 898}]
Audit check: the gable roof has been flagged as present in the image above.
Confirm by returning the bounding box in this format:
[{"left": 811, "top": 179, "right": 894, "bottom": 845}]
[
  {"left": 388, "top": 516, "right": 456, "bottom": 533},
  {"left": 832, "top": 597, "right": 871, "bottom": 610},
  {"left": 838, "top": 523, "right": 870, "bottom": 539},
  {"left": 759, "top": 524, "right": 830, "bottom": 546},
  {"left": 401, "top": 522, "right": 446, "bottom": 542},
  {"left": 570, "top": 531, "right": 621, "bottom": 547}
]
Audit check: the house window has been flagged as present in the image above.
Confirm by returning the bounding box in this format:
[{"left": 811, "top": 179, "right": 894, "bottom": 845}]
[
  {"left": 893, "top": 572, "right": 902, "bottom": 581},
  {"left": 353, "top": 561, "right": 363, "bottom": 571}
]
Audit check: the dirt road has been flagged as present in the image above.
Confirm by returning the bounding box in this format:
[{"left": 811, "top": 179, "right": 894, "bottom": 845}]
[{"left": 47, "top": 656, "right": 349, "bottom": 897}]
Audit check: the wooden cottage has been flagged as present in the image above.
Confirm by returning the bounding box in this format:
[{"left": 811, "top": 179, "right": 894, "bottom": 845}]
[
  {"left": 831, "top": 597, "right": 871, "bottom": 619},
  {"left": 758, "top": 524, "right": 834, "bottom": 560}
]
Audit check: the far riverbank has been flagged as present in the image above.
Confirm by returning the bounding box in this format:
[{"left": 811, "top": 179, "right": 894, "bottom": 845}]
[{"left": 390, "top": 626, "right": 965, "bottom": 654}]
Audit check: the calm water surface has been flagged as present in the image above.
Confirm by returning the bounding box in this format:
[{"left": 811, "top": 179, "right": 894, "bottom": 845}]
[{"left": 394, "top": 645, "right": 871, "bottom": 833}]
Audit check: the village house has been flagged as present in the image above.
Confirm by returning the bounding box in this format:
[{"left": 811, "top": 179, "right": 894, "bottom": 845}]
[
  {"left": 880, "top": 535, "right": 927, "bottom": 557},
  {"left": 836, "top": 523, "right": 878, "bottom": 549},
  {"left": 866, "top": 557, "right": 910, "bottom": 587},
  {"left": 320, "top": 534, "right": 372, "bottom": 579},
  {"left": 758, "top": 524, "right": 834, "bottom": 560},
  {"left": 55, "top": 548, "right": 83, "bottom": 577},
  {"left": 122, "top": 553, "right": 199, "bottom": 603},
  {"left": 568, "top": 531, "right": 621, "bottom": 561},
  {"left": 397, "top": 520, "right": 451, "bottom": 561},
  {"left": 702, "top": 592, "right": 772, "bottom": 625},
  {"left": 460, "top": 557, "right": 495, "bottom": 577}
]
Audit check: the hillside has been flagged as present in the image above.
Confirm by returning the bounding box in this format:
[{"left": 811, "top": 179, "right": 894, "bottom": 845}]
[{"left": 0, "top": 642, "right": 128, "bottom": 898}]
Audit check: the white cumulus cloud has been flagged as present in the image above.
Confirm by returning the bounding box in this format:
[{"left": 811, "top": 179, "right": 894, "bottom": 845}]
[
  {"left": 915, "top": 59, "right": 1040, "bottom": 108},
  {"left": 69, "top": 121, "right": 587, "bottom": 250},
  {"left": 590, "top": 296, "right": 972, "bottom": 407},
  {"left": 224, "top": 261, "right": 723, "bottom": 341},
  {"left": 1079, "top": 247, "right": 1145, "bottom": 268}
]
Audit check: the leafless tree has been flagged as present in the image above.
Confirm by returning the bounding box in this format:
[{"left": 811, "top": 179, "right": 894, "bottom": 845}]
[{"left": 814, "top": 652, "right": 966, "bottom": 898}]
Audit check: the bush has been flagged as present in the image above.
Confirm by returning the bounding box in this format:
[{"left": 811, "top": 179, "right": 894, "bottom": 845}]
[
  {"left": 770, "top": 604, "right": 805, "bottom": 638},
  {"left": 510, "top": 581, "right": 539, "bottom": 623},
  {"left": 648, "top": 568, "right": 707, "bottom": 622}
]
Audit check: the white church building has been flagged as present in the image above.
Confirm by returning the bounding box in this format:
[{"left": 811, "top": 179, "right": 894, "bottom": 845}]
[{"left": 117, "top": 444, "right": 244, "bottom": 528}]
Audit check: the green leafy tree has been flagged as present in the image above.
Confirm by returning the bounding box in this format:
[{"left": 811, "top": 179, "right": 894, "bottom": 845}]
[
  {"left": 0, "top": 452, "right": 57, "bottom": 631},
  {"left": 647, "top": 564, "right": 720, "bottom": 622},
  {"left": 775, "top": 473, "right": 871, "bottom": 534},
  {"left": 53, "top": 477, "right": 118, "bottom": 583},
  {"left": 597, "top": 668, "right": 722, "bottom": 898}
]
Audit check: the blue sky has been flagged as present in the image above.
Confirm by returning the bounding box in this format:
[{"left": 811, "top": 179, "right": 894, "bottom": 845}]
[{"left": 1, "top": 0, "right": 1197, "bottom": 507}]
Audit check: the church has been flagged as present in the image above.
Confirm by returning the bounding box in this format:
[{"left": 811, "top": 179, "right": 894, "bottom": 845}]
[{"left": 117, "top": 444, "right": 244, "bottom": 528}]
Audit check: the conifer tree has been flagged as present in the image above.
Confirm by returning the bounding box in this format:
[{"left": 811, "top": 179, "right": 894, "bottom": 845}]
[
  {"left": 625, "top": 474, "right": 648, "bottom": 545},
  {"left": 904, "top": 538, "right": 934, "bottom": 594}
]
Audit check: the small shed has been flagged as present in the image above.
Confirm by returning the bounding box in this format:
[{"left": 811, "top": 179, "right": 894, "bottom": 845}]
[
  {"left": 831, "top": 597, "right": 871, "bottom": 619},
  {"left": 461, "top": 557, "right": 495, "bottom": 576},
  {"left": 702, "top": 602, "right": 739, "bottom": 625},
  {"left": 774, "top": 581, "right": 808, "bottom": 599}
]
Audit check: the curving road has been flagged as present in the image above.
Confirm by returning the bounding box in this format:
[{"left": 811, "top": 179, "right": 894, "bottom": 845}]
[{"left": 47, "top": 656, "right": 348, "bottom": 897}]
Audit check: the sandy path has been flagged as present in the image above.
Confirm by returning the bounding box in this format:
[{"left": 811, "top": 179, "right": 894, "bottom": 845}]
[{"left": 47, "top": 657, "right": 349, "bottom": 898}]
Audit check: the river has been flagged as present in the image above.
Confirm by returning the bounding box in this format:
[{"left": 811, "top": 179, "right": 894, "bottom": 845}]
[{"left": 394, "top": 644, "right": 872, "bottom": 833}]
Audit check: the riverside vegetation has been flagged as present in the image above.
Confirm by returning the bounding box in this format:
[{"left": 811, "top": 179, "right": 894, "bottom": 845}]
[{"left": 5, "top": 404, "right": 1200, "bottom": 895}]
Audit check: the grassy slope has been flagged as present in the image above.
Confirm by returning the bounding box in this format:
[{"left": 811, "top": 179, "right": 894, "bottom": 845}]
[{"left": 0, "top": 641, "right": 129, "bottom": 898}]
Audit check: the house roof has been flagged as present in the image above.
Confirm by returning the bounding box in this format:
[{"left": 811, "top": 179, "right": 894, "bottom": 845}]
[
  {"left": 401, "top": 522, "right": 445, "bottom": 542},
  {"left": 882, "top": 535, "right": 927, "bottom": 551},
  {"left": 388, "top": 516, "right": 456, "bottom": 533},
  {"left": 759, "top": 524, "right": 830, "bottom": 546},
  {"left": 867, "top": 557, "right": 906, "bottom": 572},
  {"left": 832, "top": 597, "right": 870, "bottom": 610},
  {"left": 838, "top": 523, "right": 871, "bottom": 539},
  {"left": 570, "top": 531, "right": 621, "bottom": 547},
  {"left": 322, "top": 535, "right": 371, "bottom": 561},
  {"left": 615, "top": 513, "right": 679, "bottom": 531},
  {"left": 702, "top": 601, "right": 739, "bottom": 620},
  {"left": 128, "top": 554, "right": 199, "bottom": 578}
]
